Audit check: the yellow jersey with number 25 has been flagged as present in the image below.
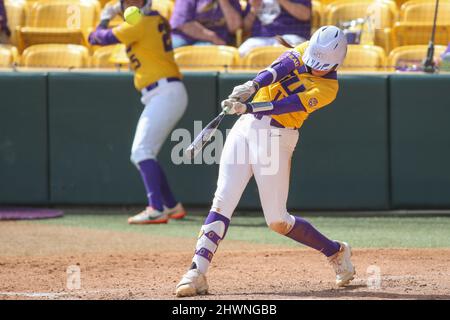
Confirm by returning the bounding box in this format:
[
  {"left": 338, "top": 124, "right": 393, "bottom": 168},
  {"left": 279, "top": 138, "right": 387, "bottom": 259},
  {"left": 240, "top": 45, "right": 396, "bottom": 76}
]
[{"left": 112, "top": 11, "right": 181, "bottom": 91}]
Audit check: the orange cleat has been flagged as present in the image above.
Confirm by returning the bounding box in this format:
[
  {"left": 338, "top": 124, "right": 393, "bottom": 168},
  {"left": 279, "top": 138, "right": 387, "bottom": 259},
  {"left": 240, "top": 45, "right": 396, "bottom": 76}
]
[
  {"left": 128, "top": 207, "right": 169, "bottom": 224},
  {"left": 164, "top": 203, "right": 187, "bottom": 220}
]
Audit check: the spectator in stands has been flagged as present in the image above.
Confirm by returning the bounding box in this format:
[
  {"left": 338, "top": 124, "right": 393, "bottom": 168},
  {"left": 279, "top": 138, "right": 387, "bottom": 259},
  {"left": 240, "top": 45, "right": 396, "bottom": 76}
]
[
  {"left": 239, "top": 0, "right": 311, "bottom": 57},
  {"left": 98, "top": 0, "right": 123, "bottom": 29},
  {"left": 438, "top": 43, "right": 450, "bottom": 71},
  {"left": 0, "top": 0, "right": 10, "bottom": 43},
  {"left": 170, "top": 0, "right": 243, "bottom": 48}
]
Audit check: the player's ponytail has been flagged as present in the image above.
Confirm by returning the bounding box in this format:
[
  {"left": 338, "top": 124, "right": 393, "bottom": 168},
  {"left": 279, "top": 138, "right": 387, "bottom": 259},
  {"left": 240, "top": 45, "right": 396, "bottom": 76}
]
[{"left": 276, "top": 35, "right": 295, "bottom": 49}]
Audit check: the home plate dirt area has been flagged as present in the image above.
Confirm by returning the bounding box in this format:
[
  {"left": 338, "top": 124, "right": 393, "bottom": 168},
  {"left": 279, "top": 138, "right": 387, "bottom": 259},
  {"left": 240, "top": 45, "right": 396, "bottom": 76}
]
[{"left": 0, "top": 220, "right": 449, "bottom": 300}]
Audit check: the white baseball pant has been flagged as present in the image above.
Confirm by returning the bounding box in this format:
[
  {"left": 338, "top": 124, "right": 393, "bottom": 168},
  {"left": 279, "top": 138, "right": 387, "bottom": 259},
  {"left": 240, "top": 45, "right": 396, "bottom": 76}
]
[
  {"left": 130, "top": 79, "right": 188, "bottom": 164},
  {"left": 211, "top": 114, "right": 299, "bottom": 234}
]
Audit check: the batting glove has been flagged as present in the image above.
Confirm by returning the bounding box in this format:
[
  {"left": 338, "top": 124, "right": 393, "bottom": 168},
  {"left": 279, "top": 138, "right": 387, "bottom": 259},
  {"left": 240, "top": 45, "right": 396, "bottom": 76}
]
[
  {"left": 221, "top": 99, "right": 247, "bottom": 115},
  {"left": 100, "top": 2, "right": 122, "bottom": 22},
  {"left": 228, "top": 81, "right": 259, "bottom": 102}
]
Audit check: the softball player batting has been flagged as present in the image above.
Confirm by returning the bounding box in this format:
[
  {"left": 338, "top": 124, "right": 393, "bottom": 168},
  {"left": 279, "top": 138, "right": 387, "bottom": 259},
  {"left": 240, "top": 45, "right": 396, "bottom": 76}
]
[
  {"left": 89, "top": 0, "right": 188, "bottom": 224},
  {"left": 176, "top": 26, "right": 355, "bottom": 297}
]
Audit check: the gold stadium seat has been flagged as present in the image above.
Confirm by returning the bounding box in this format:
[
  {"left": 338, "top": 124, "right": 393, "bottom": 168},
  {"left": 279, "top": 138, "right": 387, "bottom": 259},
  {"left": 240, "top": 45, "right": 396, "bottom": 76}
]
[
  {"left": 400, "top": 0, "right": 450, "bottom": 23},
  {"left": 341, "top": 44, "right": 387, "bottom": 71},
  {"left": 108, "top": 42, "right": 130, "bottom": 65},
  {"left": 174, "top": 46, "right": 239, "bottom": 72},
  {"left": 18, "top": 0, "right": 100, "bottom": 50},
  {"left": 152, "top": 0, "right": 174, "bottom": 19},
  {"left": 395, "top": 0, "right": 413, "bottom": 7},
  {"left": 325, "top": 0, "right": 397, "bottom": 28},
  {"left": 325, "top": 0, "right": 371, "bottom": 26},
  {"left": 21, "top": 44, "right": 89, "bottom": 68},
  {"left": 99, "top": 0, "right": 111, "bottom": 7},
  {"left": 393, "top": 1, "right": 450, "bottom": 46},
  {"left": 393, "top": 22, "right": 450, "bottom": 46},
  {"left": 320, "top": 0, "right": 342, "bottom": 4},
  {"left": 242, "top": 46, "right": 289, "bottom": 71},
  {"left": 0, "top": 45, "right": 19, "bottom": 67},
  {"left": 387, "top": 44, "right": 447, "bottom": 70},
  {"left": 312, "top": 0, "right": 323, "bottom": 33},
  {"left": 4, "top": 0, "right": 27, "bottom": 47},
  {"left": 367, "top": 0, "right": 398, "bottom": 28},
  {"left": 325, "top": 0, "right": 398, "bottom": 52},
  {"left": 91, "top": 44, "right": 129, "bottom": 68},
  {"left": 368, "top": 0, "right": 399, "bottom": 53}
]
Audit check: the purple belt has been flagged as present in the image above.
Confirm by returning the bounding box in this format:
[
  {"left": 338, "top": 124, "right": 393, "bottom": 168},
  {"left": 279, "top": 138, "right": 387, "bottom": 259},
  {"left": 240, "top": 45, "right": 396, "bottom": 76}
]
[
  {"left": 253, "top": 114, "right": 297, "bottom": 130},
  {"left": 144, "top": 77, "right": 181, "bottom": 92}
]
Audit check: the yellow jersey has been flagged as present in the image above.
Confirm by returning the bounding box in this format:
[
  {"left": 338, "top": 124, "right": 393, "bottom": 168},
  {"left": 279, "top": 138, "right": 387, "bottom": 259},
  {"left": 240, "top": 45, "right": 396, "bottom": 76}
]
[
  {"left": 252, "top": 42, "right": 339, "bottom": 129},
  {"left": 112, "top": 11, "right": 182, "bottom": 91}
]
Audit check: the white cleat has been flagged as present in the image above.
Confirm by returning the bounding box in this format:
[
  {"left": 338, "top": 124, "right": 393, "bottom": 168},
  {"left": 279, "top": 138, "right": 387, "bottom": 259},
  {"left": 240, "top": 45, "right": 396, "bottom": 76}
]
[
  {"left": 164, "top": 203, "right": 186, "bottom": 220},
  {"left": 176, "top": 269, "right": 209, "bottom": 297},
  {"left": 127, "top": 207, "right": 169, "bottom": 224},
  {"left": 328, "top": 241, "right": 356, "bottom": 287}
]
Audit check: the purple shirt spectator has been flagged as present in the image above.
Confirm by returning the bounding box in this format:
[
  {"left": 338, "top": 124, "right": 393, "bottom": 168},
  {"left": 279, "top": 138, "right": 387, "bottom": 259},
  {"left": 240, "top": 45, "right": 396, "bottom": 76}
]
[
  {"left": 170, "top": 0, "right": 243, "bottom": 46},
  {"left": 440, "top": 43, "right": 450, "bottom": 70},
  {"left": 245, "top": 0, "right": 311, "bottom": 39},
  {"left": 0, "top": 0, "right": 10, "bottom": 38},
  {"left": 443, "top": 43, "right": 450, "bottom": 57}
]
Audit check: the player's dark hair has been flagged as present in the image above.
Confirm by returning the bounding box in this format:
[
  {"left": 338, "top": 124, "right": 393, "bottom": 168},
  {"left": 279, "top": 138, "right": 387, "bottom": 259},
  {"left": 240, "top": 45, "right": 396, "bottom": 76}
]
[{"left": 276, "top": 36, "right": 295, "bottom": 49}]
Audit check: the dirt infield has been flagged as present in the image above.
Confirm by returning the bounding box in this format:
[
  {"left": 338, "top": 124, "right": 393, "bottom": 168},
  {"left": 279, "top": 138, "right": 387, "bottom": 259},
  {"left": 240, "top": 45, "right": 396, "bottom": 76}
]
[{"left": 1, "top": 221, "right": 449, "bottom": 300}]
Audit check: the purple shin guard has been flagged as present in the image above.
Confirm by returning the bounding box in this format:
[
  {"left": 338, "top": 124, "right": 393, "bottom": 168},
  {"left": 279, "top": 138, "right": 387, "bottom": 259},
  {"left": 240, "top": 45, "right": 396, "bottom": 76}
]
[
  {"left": 138, "top": 159, "right": 177, "bottom": 211},
  {"left": 286, "top": 216, "right": 340, "bottom": 257},
  {"left": 204, "top": 211, "right": 230, "bottom": 235}
]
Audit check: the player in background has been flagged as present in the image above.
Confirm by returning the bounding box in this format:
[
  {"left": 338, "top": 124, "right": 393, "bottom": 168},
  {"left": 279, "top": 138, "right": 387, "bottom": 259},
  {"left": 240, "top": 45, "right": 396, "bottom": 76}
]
[
  {"left": 89, "top": 0, "right": 188, "bottom": 224},
  {"left": 97, "top": 1, "right": 123, "bottom": 29},
  {"left": 175, "top": 26, "right": 355, "bottom": 297}
]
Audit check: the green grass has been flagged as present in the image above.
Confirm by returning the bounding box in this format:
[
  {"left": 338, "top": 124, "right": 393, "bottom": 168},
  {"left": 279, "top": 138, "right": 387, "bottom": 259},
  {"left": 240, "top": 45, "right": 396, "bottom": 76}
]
[{"left": 35, "top": 209, "right": 450, "bottom": 248}]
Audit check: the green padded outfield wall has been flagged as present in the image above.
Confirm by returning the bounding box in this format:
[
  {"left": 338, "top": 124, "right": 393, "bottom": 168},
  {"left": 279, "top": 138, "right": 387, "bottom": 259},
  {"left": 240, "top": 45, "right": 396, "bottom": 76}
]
[
  {"left": 295, "top": 75, "right": 389, "bottom": 209},
  {"left": 218, "top": 74, "right": 390, "bottom": 210},
  {"left": 390, "top": 74, "right": 450, "bottom": 208},
  {"left": 4, "top": 72, "right": 450, "bottom": 209},
  {"left": 155, "top": 73, "right": 219, "bottom": 205},
  {"left": 48, "top": 72, "right": 218, "bottom": 204},
  {"left": 0, "top": 73, "right": 48, "bottom": 204},
  {"left": 48, "top": 72, "right": 142, "bottom": 204}
]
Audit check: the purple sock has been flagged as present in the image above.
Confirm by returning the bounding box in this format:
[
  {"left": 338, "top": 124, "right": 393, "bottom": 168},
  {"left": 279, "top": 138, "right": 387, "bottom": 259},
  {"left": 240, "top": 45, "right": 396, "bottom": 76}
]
[
  {"left": 159, "top": 167, "right": 178, "bottom": 209},
  {"left": 285, "top": 216, "right": 340, "bottom": 257},
  {"left": 138, "top": 159, "right": 164, "bottom": 211}
]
